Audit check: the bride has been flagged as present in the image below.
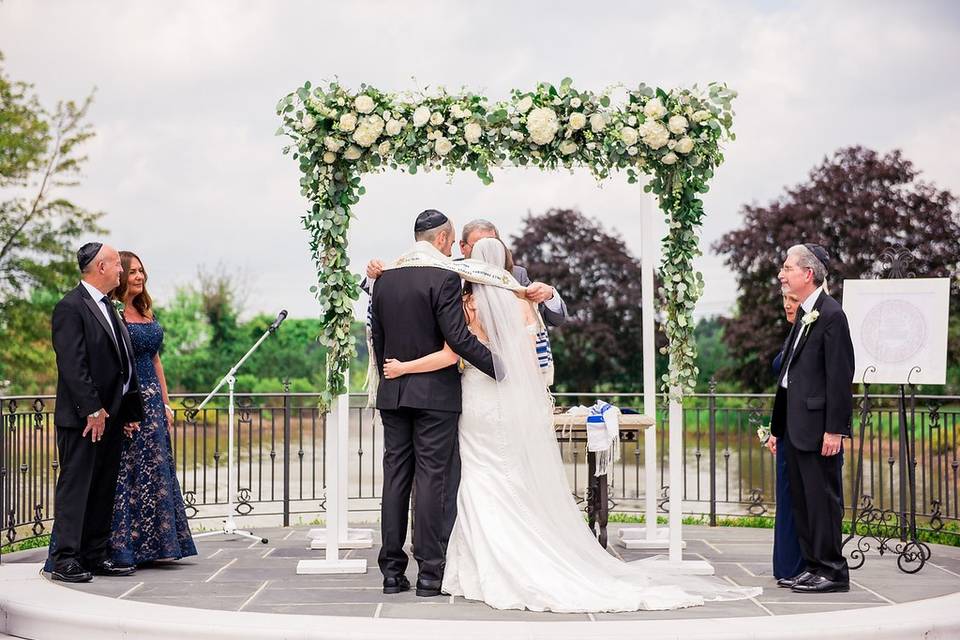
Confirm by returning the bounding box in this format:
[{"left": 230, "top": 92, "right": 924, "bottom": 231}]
[{"left": 381, "top": 237, "right": 761, "bottom": 613}]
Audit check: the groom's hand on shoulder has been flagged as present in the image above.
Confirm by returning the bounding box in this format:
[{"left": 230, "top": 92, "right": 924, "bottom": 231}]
[{"left": 366, "top": 259, "right": 384, "bottom": 280}]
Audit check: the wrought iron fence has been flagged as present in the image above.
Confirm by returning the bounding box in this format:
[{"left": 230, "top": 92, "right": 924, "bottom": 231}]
[{"left": 3, "top": 387, "right": 958, "bottom": 554}]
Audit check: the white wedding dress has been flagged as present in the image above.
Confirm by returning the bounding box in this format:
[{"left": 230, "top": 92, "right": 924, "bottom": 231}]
[{"left": 441, "top": 239, "right": 761, "bottom": 613}]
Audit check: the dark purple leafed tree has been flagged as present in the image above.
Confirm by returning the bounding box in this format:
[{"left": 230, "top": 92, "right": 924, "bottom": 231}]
[{"left": 714, "top": 146, "right": 960, "bottom": 391}]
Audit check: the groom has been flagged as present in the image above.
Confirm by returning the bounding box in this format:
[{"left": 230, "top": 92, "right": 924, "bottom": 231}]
[
  {"left": 370, "top": 209, "right": 497, "bottom": 597},
  {"left": 770, "top": 243, "right": 854, "bottom": 594}
]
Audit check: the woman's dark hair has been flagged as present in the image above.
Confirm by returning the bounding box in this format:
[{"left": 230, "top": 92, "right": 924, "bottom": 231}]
[{"left": 112, "top": 250, "right": 154, "bottom": 319}]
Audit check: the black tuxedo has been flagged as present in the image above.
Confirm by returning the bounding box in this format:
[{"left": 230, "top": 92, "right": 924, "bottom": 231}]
[
  {"left": 371, "top": 265, "right": 495, "bottom": 585},
  {"left": 49, "top": 283, "right": 145, "bottom": 570},
  {"left": 770, "top": 290, "right": 854, "bottom": 583}
]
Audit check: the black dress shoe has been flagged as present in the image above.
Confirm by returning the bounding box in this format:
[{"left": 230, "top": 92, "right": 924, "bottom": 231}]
[
  {"left": 791, "top": 574, "right": 849, "bottom": 593},
  {"left": 416, "top": 579, "right": 443, "bottom": 597},
  {"left": 51, "top": 560, "right": 93, "bottom": 583},
  {"left": 383, "top": 575, "right": 410, "bottom": 594},
  {"left": 91, "top": 559, "right": 136, "bottom": 577},
  {"left": 777, "top": 571, "right": 815, "bottom": 588}
]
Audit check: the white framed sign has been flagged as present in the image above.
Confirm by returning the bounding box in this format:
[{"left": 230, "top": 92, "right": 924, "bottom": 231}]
[{"left": 842, "top": 278, "right": 950, "bottom": 385}]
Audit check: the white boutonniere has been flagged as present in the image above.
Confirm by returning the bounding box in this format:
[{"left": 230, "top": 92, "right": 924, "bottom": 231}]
[
  {"left": 799, "top": 309, "right": 820, "bottom": 338},
  {"left": 112, "top": 299, "right": 125, "bottom": 315}
]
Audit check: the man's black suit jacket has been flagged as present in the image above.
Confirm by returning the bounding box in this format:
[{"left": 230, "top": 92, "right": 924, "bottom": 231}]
[
  {"left": 52, "top": 284, "right": 145, "bottom": 428},
  {"left": 771, "top": 291, "right": 855, "bottom": 452},
  {"left": 371, "top": 266, "right": 495, "bottom": 413}
]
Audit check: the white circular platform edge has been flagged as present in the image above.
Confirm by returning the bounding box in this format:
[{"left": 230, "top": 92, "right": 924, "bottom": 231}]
[{"left": 2, "top": 563, "right": 959, "bottom": 640}]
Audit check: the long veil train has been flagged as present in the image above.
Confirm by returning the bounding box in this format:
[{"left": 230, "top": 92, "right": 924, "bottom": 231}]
[{"left": 443, "top": 237, "right": 761, "bottom": 612}]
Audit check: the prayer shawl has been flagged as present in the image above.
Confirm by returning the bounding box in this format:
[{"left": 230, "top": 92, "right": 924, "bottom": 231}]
[
  {"left": 556, "top": 401, "right": 621, "bottom": 477},
  {"left": 364, "top": 241, "right": 525, "bottom": 405}
]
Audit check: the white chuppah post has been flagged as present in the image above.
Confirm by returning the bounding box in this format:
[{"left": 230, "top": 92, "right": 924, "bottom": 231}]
[
  {"left": 297, "top": 383, "right": 369, "bottom": 574},
  {"left": 626, "top": 193, "right": 712, "bottom": 575},
  {"left": 617, "top": 194, "right": 672, "bottom": 551}
]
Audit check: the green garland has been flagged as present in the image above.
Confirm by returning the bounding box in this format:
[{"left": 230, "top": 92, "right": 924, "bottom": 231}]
[{"left": 277, "top": 80, "right": 735, "bottom": 404}]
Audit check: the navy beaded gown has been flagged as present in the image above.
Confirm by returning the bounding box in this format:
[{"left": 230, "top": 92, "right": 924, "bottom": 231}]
[
  {"left": 772, "top": 351, "right": 805, "bottom": 579},
  {"left": 109, "top": 320, "right": 196, "bottom": 565}
]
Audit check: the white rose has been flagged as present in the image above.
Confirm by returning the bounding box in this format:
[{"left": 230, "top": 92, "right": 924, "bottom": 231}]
[
  {"left": 589, "top": 112, "right": 606, "bottom": 132},
  {"left": 343, "top": 145, "right": 362, "bottom": 160},
  {"left": 377, "top": 141, "right": 391, "bottom": 156},
  {"left": 354, "top": 94, "right": 375, "bottom": 114},
  {"left": 435, "top": 136, "right": 453, "bottom": 156},
  {"left": 430, "top": 111, "right": 444, "bottom": 126},
  {"left": 559, "top": 140, "right": 578, "bottom": 155},
  {"left": 570, "top": 97, "right": 582, "bottom": 108},
  {"left": 661, "top": 151, "right": 678, "bottom": 165},
  {"left": 620, "top": 126, "right": 639, "bottom": 146},
  {"left": 351, "top": 114, "right": 385, "bottom": 147},
  {"left": 464, "top": 122, "right": 483, "bottom": 144},
  {"left": 526, "top": 107, "right": 560, "bottom": 145},
  {"left": 383, "top": 110, "right": 392, "bottom": 120},
  {"left": 413, "top": 106, "right": 431, "bottom": 127},
  {"left": 668, "top": 115, "right": 689, "bottom": 135},
  {"left": 449, "top": 104, "right": 463, "bottom": 119},
  {"left": 385, "top": 119, "right": 403, "bottom": 136},
  {"left": 301, "top": 115, "right": 316, "bottom": 132},
  {"left": 675, "top": 137, "right": 694, "bottom": 154},
  {"left": 324, "top": 136, "right": 344, "bottom": 152},
  {"left": 323, "top": 151, "right": 336, "bottom": 164},
  {"left": 638, "top": 120, "right": 670, "bottom": 149},
  {"left": 509, "top": 130, "right": 525, "bottom": 141},
  {"left": 643, "top": 98, "right": 667, "bottom": 119},
  {"left": 692, "top": 109, "right": 711, "bottom": 123},
  {"left": 568, "top": 112, "right": 587, "bottom": 130},
  {"left": 338, "top": 112, "right": 357, "bottom": 132},
  {"left": 627, "top": 115, "right": 637, "bottom": 126},
  {"left": 516, "top": 95, "right": 534, "bottom": 113},
  {"left": 627, "top": 146, "right": 638, "bottom": 156}
]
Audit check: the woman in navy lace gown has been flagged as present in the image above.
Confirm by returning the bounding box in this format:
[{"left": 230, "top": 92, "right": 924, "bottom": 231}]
[
  {"left": 770, "top": 287, "right": 805, "bottom": 581},
  {"left": 109, "top": 251, "right": 196, "bottom": 565}
]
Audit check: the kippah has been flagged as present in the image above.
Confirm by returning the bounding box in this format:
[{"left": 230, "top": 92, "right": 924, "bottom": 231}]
[
  {"left": 77, "top": 242, "right": 103, "bottom": 272},
  {"left": 804, "top": 243, "right": 830, "bottom": 273},
  {"left": 414, "top": 209, "right": 449, "bottom": 233}
]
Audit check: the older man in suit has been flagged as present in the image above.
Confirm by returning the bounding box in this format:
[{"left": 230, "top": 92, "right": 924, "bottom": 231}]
[
  {"left": 46, "top": 242, "right": 145, "bottom": 582},
  {"left": 769, "top": 243, "right": 854, "bottom": 594}
]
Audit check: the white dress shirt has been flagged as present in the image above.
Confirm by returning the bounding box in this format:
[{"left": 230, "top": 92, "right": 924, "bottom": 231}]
[
  {"left": 780, "top": 285, "right": 824, "bottom": 389},
  {"left": 80, "top": 280, "right": 132, "bottom": 394}
]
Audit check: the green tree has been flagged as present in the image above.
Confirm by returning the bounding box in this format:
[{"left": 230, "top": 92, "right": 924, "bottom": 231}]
[
  {"left": 0, "top": 53, "right": 102, "bottom": 393},
  {"left": 693, "top": 316, "right": 734, "bottom": 391}
]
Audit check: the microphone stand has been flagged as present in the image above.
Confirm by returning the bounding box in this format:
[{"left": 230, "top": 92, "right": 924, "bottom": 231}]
[{"left": 191, "top": 310, "right": 288, "bottom": 544}]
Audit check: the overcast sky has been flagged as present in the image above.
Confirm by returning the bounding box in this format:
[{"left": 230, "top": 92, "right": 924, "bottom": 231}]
[{"left": 2, "top": 0, "right": 958, "bottom": 320}]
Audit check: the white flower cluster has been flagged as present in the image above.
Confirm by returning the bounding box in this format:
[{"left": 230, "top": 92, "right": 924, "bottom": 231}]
[{"left": 279, "top": 80, "right": 737, "bottom": 398}]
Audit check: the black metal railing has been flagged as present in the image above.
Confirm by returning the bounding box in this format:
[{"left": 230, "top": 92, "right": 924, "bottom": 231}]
[{"left": 3, "top": 388, "right": 958, "bottom": 554}]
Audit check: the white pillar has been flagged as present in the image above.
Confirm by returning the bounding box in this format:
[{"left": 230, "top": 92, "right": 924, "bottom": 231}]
[
  {"left": 668, "top": 386, "right": 684, "bottom": 562},
  {"left": 618, "top": 193, "right": 670, "bottom": 550},
  {"left": 298, "top": 380, "right": 368, "bottom": 574}
]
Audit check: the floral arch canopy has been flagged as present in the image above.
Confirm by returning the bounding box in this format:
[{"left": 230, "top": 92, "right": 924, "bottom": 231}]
[{"left": 276, "top": 79, "right": 736, "bottom": 403}]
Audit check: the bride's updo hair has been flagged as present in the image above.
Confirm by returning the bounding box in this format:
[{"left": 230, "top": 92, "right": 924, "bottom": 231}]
[
  {"left": 463, "top": 237, "right": 514, "bottom": 317},
  {"left": 471, "top": 237, "right": 514, "bottom": 272}
]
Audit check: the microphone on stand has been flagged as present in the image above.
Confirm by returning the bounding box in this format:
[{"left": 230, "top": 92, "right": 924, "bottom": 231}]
[{"left": 269, "top": 309, "right": 288, "bottom": 333}]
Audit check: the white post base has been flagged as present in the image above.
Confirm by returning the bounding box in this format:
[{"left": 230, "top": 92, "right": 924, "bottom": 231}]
[
  {"left": 296, "top": 558, "right": 367, "bottom": 575},
  {"left": 307, "top": 527, "right": 374, "bottom": 550},
  {"left": 617, "top": 527, "right": 683, "bottom": 550},
  {"left": 635, "top": 555, "right": 715, "bottom": 575}
]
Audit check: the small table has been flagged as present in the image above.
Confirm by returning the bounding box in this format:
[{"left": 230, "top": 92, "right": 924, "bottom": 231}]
[{"left": 553, "top": 413, "right": 655, "bottom": 548}]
